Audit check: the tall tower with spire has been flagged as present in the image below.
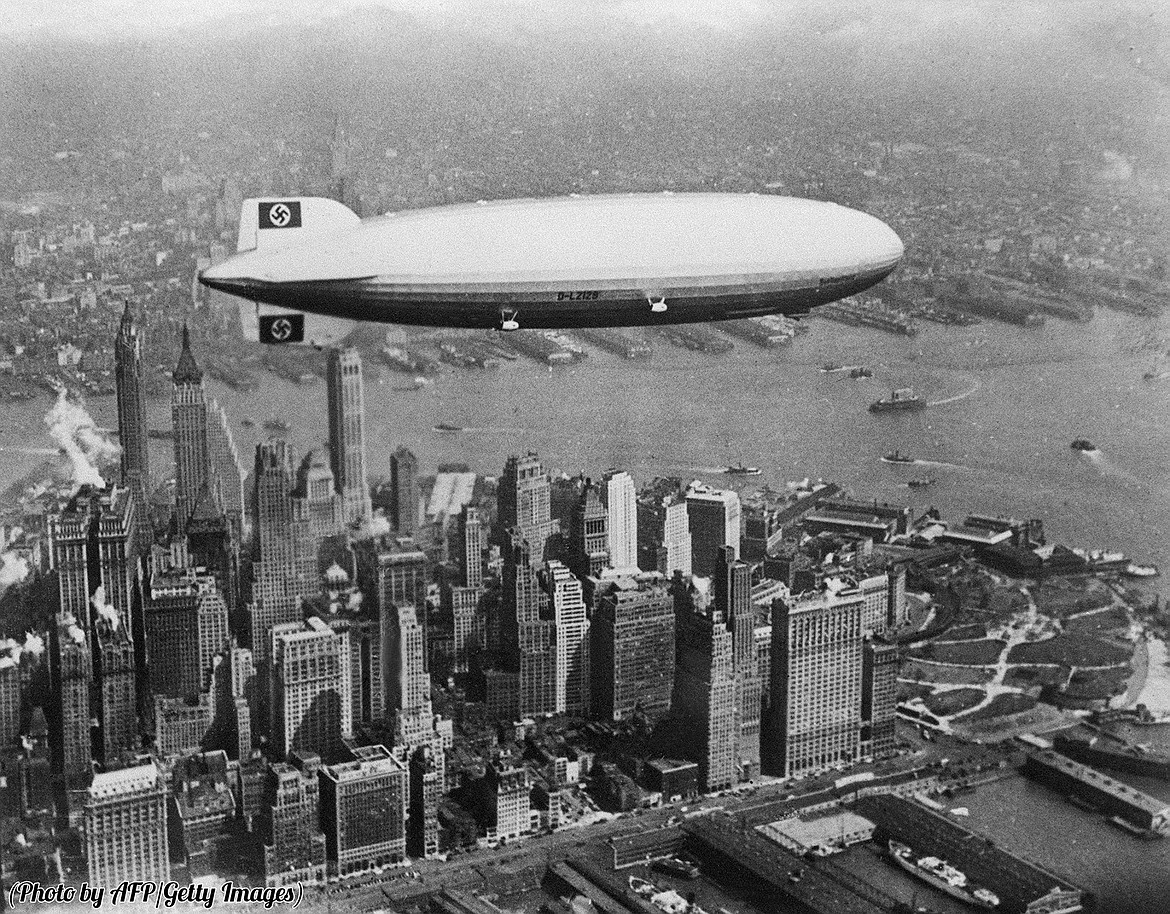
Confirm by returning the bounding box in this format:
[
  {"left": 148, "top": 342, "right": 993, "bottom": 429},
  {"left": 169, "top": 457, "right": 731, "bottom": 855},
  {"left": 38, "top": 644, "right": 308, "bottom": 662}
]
[
  {"left": 115, "top": 302, "right": 149, "bottom": 489},
  {"left": 116, "top": 302, "right": 152, "bottom": 551},
  {"left": 172, "top": 326, "right": 212, "bottom": 534},
  {"left": 326, "top": 347, "right": 371, "bottom": 525}
]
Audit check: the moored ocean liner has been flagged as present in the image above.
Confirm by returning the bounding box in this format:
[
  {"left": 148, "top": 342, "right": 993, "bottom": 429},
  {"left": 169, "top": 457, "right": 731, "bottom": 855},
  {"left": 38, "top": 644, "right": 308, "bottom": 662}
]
[{"left": 888, "top": 840, "right": 1000, "bottom": 909}]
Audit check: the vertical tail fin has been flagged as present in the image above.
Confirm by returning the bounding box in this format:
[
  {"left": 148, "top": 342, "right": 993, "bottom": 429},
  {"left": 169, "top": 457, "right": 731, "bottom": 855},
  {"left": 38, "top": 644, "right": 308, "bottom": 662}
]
[{"left": 236, "top": 196, "right": 360, "bottom": 253}]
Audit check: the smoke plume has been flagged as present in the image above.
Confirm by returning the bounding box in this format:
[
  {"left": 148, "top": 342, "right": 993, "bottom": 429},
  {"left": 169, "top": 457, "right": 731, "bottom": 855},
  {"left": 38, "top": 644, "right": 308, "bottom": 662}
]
[
  {"left": 44, "top": 387, "right": 121, "bottom": 489},
  {"left": 356, "top": 509, "right": 392, "bottom": 541},
  {"left": 90, "top": 584, "right": 121, "bottom": 630},
  {"left": 0, "top": 551, "right": 30, "bottom": 588}
]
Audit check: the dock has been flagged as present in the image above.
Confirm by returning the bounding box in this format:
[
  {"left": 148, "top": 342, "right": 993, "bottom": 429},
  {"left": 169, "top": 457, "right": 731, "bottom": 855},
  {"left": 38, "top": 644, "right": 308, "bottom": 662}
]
[
  {"left": 814, "top": 298, "right": 918, "bottom": 336},
  {"left": 1023, "top": 749, "right": 1170, "bottom": 836},
  {"left": 854, "top": 793, "right": 1087, "bottom": 914},
  {"left": 576, "top": 328, "right": 652, "bottom": 359}
]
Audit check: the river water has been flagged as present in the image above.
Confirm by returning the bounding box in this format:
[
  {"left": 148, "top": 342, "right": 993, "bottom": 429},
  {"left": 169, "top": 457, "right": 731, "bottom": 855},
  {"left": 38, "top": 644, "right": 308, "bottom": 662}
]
[{"left": 5, "top": 306, "right": 1167, "bottom": 579}]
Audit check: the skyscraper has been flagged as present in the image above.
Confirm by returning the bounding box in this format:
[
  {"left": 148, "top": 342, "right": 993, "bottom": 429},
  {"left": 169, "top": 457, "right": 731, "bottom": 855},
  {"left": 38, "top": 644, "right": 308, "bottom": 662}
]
[
  {"left": 591, "top": 576, "right": 674, "bottom": 722},
  {"left": 503, "top": 536, "right": 555, "bottom": 717},
  {"left": 764, "top": 588, "right": 865, "bottom": 779},
  {"left": 673, "top": 604, "right": 737, "bottom": 792},
  {"left": 637, "top": 484, "right": 692, "bottom": 578},
  {"left": 326, "top": 348, "right": 372, "bottom": 525},
  {"left": 51, "top": 485, "right": 137, "bottom": 634},
  {"left": 686, "top": 483, "right": 741, "bottom": 578},
  {"left": 53, "top": 616, "right": 91, "bottom": 789},
  {"left": 172, "top": 326, "right": 211, "bottom": 534},
  {"left": 604, "top": 471, "right": 638, "bottom": 571},
  {"left": 366, "top": 538, "right": 430, "bottom": 669},
  {"left": 382, "top": 604, "right": 430, "bottom": 744},
  {"left": 94, "top": 614, "right": 137, "bottom": 769},
  {"left": 270, "top": 617, "right": 351, "bottom": 763},
  {"left": 252, "top": 442, "right": 318, "bottom": 668},
  {"left": 84, "top": 763, "right": 170, "bottom": 885},
  {"left": 115, "top": 302, "right": 152, "bottom": 551},
  {"left": 115, "top": 302, "right": 149, "bottom": 488},
  {"left": 569, "top": 480, "right": 609, "bottom": 579},
  {"left": 319, "top": 744, "right": 408, "bottom": 877},
  {"left": 145, "top": 565, "right": 209, "bottom": 699},
  {"left": 861, "top": 638, "right": 898, "bottom": 760},
  {"left": 546, "top": 560, "right": 589, "bottom": 716},
  {"left": 261, "top": 752, "right": 327, "bottom": 887},
  {"left": 208, "top": 399, "right": 247, "bottom": 536},
  {"left": 498, "top": 452, "right": 557, "bottom": 558},
  {"left": 389, "top": 448, "right": 418, "bottom": 537},
  {"left": 459, "top": 505, "right": 485, "bottom": 588},
  {"left": 714, "top": 545, "right": 761, "bottom": 774},
  {"left": 292, "top": 450, "right": 344, "bottom": 542}
]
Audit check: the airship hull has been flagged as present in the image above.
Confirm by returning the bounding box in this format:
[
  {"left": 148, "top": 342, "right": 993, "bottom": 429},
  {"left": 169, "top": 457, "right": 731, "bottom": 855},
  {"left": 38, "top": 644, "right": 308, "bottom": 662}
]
[
  {"left": 209, "top": 267, "right": 897, "bottom": 330},
  {"left": 199, "top": 193, "right": 903, "bottom": 334}
]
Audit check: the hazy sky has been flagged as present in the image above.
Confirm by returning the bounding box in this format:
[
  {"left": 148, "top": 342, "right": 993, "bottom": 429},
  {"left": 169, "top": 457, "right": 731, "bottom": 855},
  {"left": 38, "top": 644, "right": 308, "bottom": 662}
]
[{"left": 0, "top": 0, "right": 1153, "bottom": 44}]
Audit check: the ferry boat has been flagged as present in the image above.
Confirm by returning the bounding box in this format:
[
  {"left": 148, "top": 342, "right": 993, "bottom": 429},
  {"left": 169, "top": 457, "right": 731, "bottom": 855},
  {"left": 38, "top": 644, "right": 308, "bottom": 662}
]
[
  {"left": 870, "top": 388, "right": 926, "bottom": 413},
  {"left": 850, "top": 366, "right": 873, "bottom": 378},
  {"left": 723, "top": 464, "right": 762, "bottom": 476},
  {"left": 888, "top": 841, "right": 1000, "bottom": 909},
  {"left": 1069, "top": 438, "right": 1097, "bottom": 452},
  {"left": 882, "top": 450, "right": 916, "bottom": 464},
  {"left": 433, "top": 422, "right": 463, "bottom": 433},
  {"left": 819, "top": 362, "right": 844, "bottom": 372}
]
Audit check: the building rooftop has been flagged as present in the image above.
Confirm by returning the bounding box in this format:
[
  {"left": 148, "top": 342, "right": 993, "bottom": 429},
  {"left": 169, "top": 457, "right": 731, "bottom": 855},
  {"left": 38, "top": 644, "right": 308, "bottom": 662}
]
[{"left": 88, "top": 762, "right": 161, "bottom": 800}]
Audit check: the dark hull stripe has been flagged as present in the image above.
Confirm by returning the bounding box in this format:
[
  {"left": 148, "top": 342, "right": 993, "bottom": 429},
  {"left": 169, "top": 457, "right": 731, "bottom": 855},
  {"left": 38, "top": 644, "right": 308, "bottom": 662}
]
[{"left": 204, "top": 266, "right": 895, "bottom": 330}]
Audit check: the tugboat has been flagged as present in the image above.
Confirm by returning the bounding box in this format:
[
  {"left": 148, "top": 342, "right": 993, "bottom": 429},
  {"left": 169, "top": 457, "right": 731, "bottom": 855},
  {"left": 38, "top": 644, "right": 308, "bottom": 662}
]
[
  {"left": 908, "top": 477, "right": 936, "bottom": 488},
  {"left": 723, "top": 464, "right": 762, "bottom": 476},
  {"left": 870, "top": 388, "right": 926, "bottom": 413},
  {"left": 882, "top": 450, "right": 916, "bottom": 464},
  {"left": 1070, "top": 438, "right": 1097, "bottom": 452},
  {"left": 888, "top": 841, "right": 999, "bottom": 909},
  {"left": 433, "top": 422, "right": 463, "bottom": 433},
  {"left": 850, "top": 366, "right": 873, "bottom": 379},
  {"left": 1125, "top": 562, "right": 1160, "bottom": 578}
]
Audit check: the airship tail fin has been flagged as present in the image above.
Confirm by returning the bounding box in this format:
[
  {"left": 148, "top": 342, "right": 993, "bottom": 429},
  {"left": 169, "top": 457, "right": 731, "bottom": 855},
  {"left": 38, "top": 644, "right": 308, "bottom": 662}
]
[
  {"left": 239, "top": 300, "right": 359, "bottom": 348},
  {"left": 230, "top": 196, "right": 361, "bottom": 346},
  {"left": 236, "top": 197, "right": 361, "bottom": 253}
]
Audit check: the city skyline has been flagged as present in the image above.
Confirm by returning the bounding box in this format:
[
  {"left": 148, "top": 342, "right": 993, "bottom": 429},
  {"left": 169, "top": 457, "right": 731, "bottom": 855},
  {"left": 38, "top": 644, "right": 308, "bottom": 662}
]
[{"left": 0, "top": 4, "right": 1167, "bottom": 910}]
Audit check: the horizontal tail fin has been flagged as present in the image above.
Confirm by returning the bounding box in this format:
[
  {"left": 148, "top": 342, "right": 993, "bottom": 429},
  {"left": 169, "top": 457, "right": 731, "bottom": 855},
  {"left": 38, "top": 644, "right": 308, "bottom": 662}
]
[
  {"left": 238, "top": 301, "right": 358, "bottom": 348},
  {"left": 236, "top": 197, "right": 360, "bottom": 254}
]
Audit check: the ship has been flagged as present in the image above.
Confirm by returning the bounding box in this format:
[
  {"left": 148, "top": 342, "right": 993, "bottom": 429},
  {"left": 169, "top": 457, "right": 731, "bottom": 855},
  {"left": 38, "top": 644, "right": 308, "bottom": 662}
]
[
  {"left": 263, "top": 417, "right": 291, "bottom": 432},
  {"left": 882, "top": 450, "right": 916, "bottom": 464},
  {"left": 241, "top": 418, "right": 255, "bottom": 428},
  {"left": 723, "top": 464, "right": 762, "bottom": 476},
  {"left": 433, "top": 422, "right": 463, "bottom": 433},
  {"left": 888, "top": 841, "right": 1000, "bottom": 909},
  {"left": 870, "top": 388, "right": 926, "bottom": 413},
  {"left": 820, "top": 362, "right": 845, "bottom": 372},
  {"left": 908, "top": 477, "right": 936, "bottom": 488},
  {"left": 850, "top": 366, "right": 873, "bottom": 378},
  {"left": 1070, "top": 438, "right": 1097, "bottom": 452},
  {"left": 653, "top": 857, "right": 700, "bottom": 879},
  {"left": 1124, "top": 562, "right": 1159, "bottom": 578}
]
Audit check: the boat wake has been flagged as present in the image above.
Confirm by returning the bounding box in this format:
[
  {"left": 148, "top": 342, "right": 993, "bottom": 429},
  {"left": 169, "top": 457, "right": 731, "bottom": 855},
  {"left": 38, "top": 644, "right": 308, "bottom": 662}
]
[
  {"left": 1081, "top": 450, "right": 1144, "bottom": 487},
  {"left": 928, "top": 382, "right": 981, "bottom": 407}
]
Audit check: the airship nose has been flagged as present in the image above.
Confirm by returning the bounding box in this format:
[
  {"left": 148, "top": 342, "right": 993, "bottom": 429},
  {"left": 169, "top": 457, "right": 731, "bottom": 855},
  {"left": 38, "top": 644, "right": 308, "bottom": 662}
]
[{"left": 863, "top": 213, "right": 904, "bottom": 269}]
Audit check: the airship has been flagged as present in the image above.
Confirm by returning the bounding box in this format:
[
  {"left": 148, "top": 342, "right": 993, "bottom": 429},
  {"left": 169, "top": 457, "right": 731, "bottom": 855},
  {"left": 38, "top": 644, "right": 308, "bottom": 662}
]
[{"left": 199, "top": 192, "right": 902, "bottom": 344}]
